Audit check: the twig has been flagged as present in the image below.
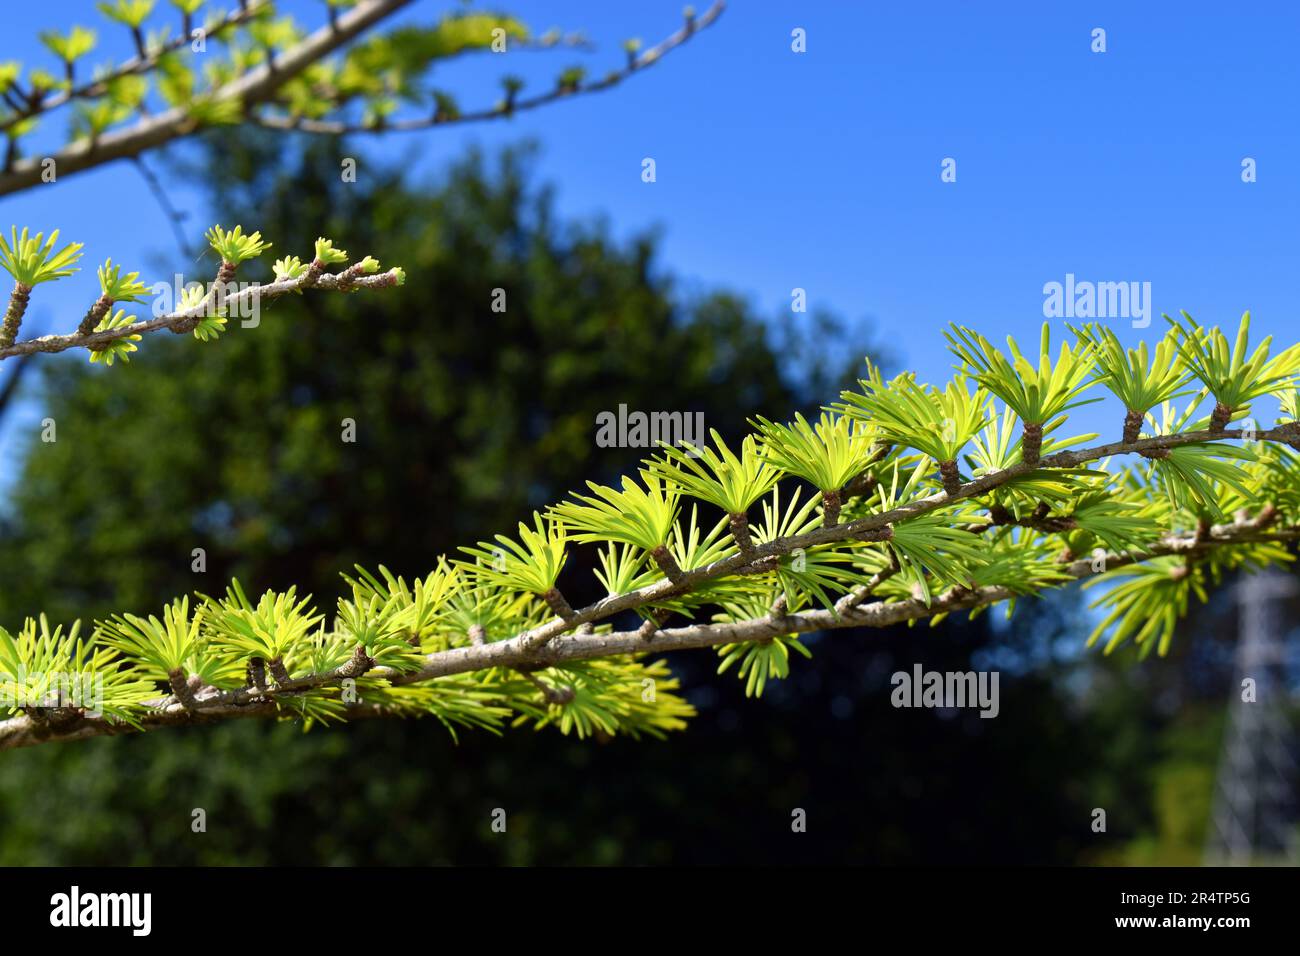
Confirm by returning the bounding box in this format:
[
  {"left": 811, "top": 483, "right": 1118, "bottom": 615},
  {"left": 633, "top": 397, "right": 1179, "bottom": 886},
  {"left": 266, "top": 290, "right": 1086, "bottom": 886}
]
[
  {"left": 245, "top": 2, "right": 726, "bottom": 135},
  {"left": 0, "top": 0, "right": 418, "bottom": 196},
  {"left": 0, "top": 266, "right": 404, "bottom": 361}
]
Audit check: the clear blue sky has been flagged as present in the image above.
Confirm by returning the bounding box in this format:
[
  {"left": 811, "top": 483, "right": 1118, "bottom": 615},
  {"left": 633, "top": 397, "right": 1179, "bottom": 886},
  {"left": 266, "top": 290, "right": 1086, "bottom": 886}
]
[{"left": 3, "top": 0, "right": 1299, "bottom": 464}]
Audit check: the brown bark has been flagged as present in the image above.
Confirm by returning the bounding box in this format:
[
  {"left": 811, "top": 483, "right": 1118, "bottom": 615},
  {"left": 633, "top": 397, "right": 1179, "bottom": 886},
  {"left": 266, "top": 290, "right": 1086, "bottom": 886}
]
[
  {"left": 167, "top": 668, "right": 199, "bottom": 710},
  {"left": 650, "top": 544, "right": 684, "bottom": 583},
  {"left": 77, "top": 293, "right": 114, "bottom": 337},
  {"left": 1282, "top": 421, "right": 1300, "bottom": 451},
  {"left": 336, "top": 645, "right": 376, "bottom": 679},
  {"left": 267, "top": 658, "right": 293, "bottom": 686},
  {"left": 0, "top": 0, "right": 420, "bottom": 197},
  {"left": 172, "top": 261, "right": 238, "bottom": 334},
  {"left": 938, "top": 459, "right": 962, "bottom": 497},
  {"left": 821, "top": 489, "right": 842, "bottom": 528},
  {"left": 1122, "top": 408, "right": 1143, "bottom": 445},
  {"left": 729, "top": 512, "right": 755, "bottom": 554},
  {"left": 1021, "top": 421, "right": 1043, "bottom": 467},
  {"left": 541, "top": 586, "right": 576, "bottom": 621},
  {"left": 4, "top": 514, "right": 1298, "bottom": 753},
  {"left": 637, "top": 608, "right": 671, "bottom": 641},
  {"left": 0, "top": 282, "right": 32, "bottom": 348},
  {"left": 1253, "top": 503, "right": 1279, "bottom": 530},
  {"left": 1209, "top": 401, "right": 1233, "bottom": 434},
  {"left": 1, "top": 267, "right": 399, "bottom": 360}
]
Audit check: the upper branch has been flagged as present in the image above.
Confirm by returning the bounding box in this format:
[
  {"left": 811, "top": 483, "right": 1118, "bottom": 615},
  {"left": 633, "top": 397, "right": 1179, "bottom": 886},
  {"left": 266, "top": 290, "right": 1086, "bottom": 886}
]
[
  {"left": 0, "top": 1, "right": 726, "bottom": 197},
  {"left": 248, "top": 1, "right": 727, "bottom": 135},
  {"left": 0, "top": 1, "right": 272, "bottom": 137},
  {"left": 0, "top": 263, "right": 404, "bottom": 361},
  {"left": 0, "top": 0, "right": 415, "bottom": 196},
  {"left": 505, "top": 424, "right": 1300, "bottom": 652}
]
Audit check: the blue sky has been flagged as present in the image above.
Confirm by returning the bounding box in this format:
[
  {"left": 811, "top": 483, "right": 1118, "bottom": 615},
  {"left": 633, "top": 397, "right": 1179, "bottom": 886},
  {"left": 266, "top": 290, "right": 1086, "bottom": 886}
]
[{"left": 2, "top": 0, "right": 1299, "bottom": 461}]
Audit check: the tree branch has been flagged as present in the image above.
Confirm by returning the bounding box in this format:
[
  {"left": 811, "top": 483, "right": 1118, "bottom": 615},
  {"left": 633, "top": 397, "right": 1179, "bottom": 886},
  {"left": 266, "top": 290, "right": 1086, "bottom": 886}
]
[
  {"left": 0, "top": 305, "right": 1296, "bottom": 753},
  {"left": 0, "top": 265, "right": 404, "bottom": 361},
  {"left": 0, "top": 0, "right": 415, "bottom": 197},
  {"left": 247, "top": 2, "right": 726, "bottom": 136},
  {"left": 0, "top": 500, "right": 1293, "bottom": 753},
  {"left": 0, "top": 1, "right": 726, "bottom": 198},
  {"left": 0, "top": 1, "right": 273, "bottom": 137},
  {"left": 505, "top": 424, "right": 1300, "bottom": 652}
]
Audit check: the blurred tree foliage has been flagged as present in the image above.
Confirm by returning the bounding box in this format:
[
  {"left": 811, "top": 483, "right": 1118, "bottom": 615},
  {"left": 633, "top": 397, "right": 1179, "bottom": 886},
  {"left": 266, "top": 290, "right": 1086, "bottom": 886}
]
[{"left": 0, "top": 135, "right": 1268, "bottom": 864}]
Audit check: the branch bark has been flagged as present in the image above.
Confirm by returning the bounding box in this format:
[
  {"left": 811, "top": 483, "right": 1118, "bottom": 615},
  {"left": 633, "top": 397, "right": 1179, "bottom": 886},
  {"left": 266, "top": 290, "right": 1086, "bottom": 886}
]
[
  {"left": 248, "top": 2, "right": 726, "bottom": 135},
  {"left": 0, "top": 486, "right": 1293, "bottom": 752},
  {"left": 0, "top": 0, "right": 727, "bottom": 197},
  {"left": 0, "top": 0, "right": 415, "bottom": 197},
  {"left": 0, "top": 266, "right": 403, "bottom": 361},
  {"left": 0, "top": 1, "right": 272, "bottom": 138}
]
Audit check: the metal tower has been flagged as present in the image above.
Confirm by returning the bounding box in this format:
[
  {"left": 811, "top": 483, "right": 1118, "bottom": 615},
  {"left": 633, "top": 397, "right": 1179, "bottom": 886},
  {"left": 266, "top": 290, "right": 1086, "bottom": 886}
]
[{"left": 1205, "top": 568, "right": 1298, "bottom": 865}]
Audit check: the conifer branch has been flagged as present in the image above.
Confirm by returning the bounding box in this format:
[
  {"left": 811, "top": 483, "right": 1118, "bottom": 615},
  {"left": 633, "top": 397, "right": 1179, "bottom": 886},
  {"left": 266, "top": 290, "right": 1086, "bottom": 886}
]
[
  {"left": 247, "top": 2, "right": 726, "bottom": 136},
  {"left": 0, "top": 2, "right": 271, "bottom": 137},
  {"left": 0, "top": 0, "right": 414, "bottom": 196},
  {"left": 0, "top": 228, "right": 404, "bottom": 361},
  {"left": 511, "top": 423, "right": 1300, "bottom": 652},
  {"left": 1, "top": 315, "right": 1297, "bottom": 752},
  {"left": 0, "top": 1, "right": 726, "bottom": 197},
  {"left": 0, "top": 516, "right": 1293, "bottom": 753}
]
